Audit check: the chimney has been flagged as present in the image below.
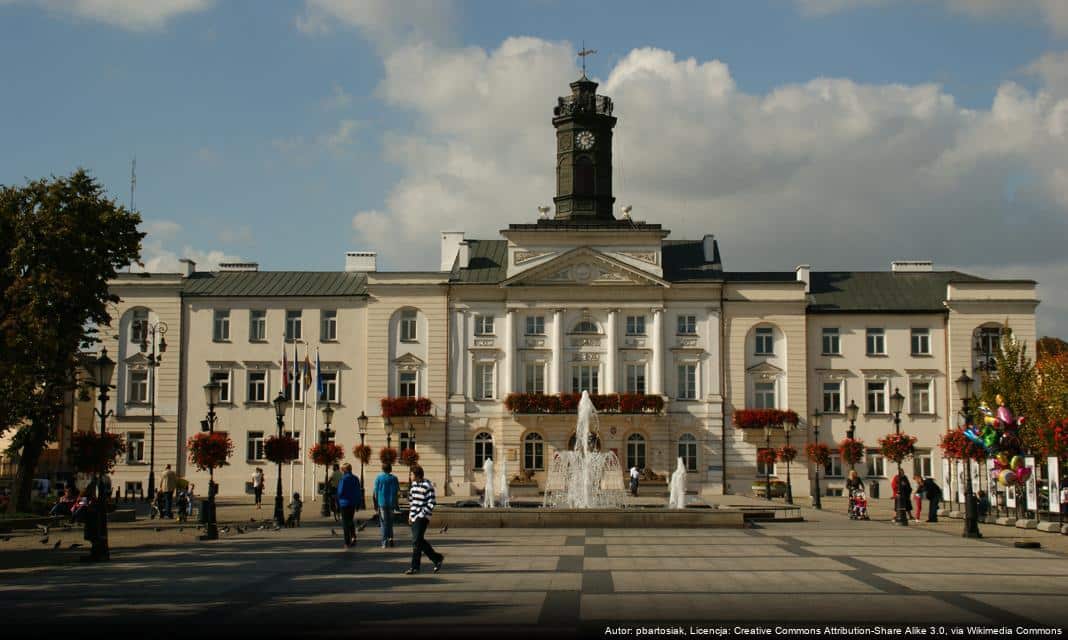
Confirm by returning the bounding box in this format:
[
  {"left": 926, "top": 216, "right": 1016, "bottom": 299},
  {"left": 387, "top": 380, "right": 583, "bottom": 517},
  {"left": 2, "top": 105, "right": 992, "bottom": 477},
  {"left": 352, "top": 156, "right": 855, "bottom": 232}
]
[
  {"left": 218, "top": 262, "right": 258, "bottom": 272},
  {"left": 891, "top": 260, "right": 933, "bottom": 273},
  {"left": 795, "top": 264, "right": 811, "bottom": 293},
  {"left": 440, "top": 231, "right": 466, "bottom": 271},
  {"left": 178, "top": 258, "right": 196, "bottom": 278},
  {"left": 345, "top": 251, "right": 377, "bottom": 272},
  {"left": 702, "top": 234, "right": 716, "bottom": 263}
]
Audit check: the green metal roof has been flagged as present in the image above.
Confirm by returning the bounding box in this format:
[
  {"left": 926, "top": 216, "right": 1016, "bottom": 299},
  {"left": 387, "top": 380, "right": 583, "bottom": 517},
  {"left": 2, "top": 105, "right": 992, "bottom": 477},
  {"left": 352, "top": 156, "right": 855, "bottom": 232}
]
[
  {"left": 807, "top": 271, "right": 985, "bottom": 313},
  {"left": 182, "top": 271, "right": 368, "bottom": 297},
  {"left": 451, "top": 239, "right": 508, "bottom": 284}
]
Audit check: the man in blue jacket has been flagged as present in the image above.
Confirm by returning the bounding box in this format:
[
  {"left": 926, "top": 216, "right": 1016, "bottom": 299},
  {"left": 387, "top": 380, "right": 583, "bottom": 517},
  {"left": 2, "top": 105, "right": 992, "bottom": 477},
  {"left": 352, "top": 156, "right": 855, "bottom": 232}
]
[
  {"left": 336, "top": 463, "right": 364, "bottom": 549},
  {"left": 373, "top": 463, "right": 399, "bottom": 548}
]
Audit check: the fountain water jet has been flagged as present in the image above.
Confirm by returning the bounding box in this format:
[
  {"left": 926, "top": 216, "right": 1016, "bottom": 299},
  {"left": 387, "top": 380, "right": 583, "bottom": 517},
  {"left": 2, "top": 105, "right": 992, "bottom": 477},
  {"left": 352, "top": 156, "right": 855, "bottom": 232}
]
[
  {"left": 668, "top": 457, "right": 687, "bottom": 509},
  {"left": 543, "top": 391, "right": 627, "bottom": 508},
  {"left": 483, "top": 458, "right": 495, "bottom": 508}
]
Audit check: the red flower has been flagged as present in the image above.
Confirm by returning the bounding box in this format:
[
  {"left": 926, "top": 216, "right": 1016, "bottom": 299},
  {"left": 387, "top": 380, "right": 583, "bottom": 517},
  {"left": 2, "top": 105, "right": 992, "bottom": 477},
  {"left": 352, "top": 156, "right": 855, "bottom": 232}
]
[
  {"left": 264, "top": 435, "right": 300, "bottom": 464},
  {"left": 805, "top": 442, "right": 831, "bottom": 466},
  {"left": 188, "top": 432, "right": 234, "bottom": 471},
  {"left": 733, "top": 409, "right": 800, "bottom": 429},
  {"left": 778, "top": 445, "right": 798, "bottom": 463},
  {"left": 309, "top": 442, "right": 344, "bottom": 467},
  {"left": 379, "top": 447, "right": 398, "bottom": 466},
  {"left": 399, "top": 448, "right": 420, "bottom": 466},
  {"left": 353, "top": 444, "right": 372, "bottom": 465},
  {"left": 757, "top": 448, "right": 778, "bottom": 465},
  {"left": 938, "top": 428, "right": 986, "bottom": 461},
  {"left": 380, "top": 397, "right": 433, "bottom": 417},
  {"left": 503, "top": 393, "right": 664, "bottom": 415},
  {"left": 70, "top": 431, "right": 126, "bottom": 474},
  {"left": 839, "top": 438, "right": 865, "bottom": 465},
  {"left": 879, "top": 432, "right": 917, "bottom": 464}
]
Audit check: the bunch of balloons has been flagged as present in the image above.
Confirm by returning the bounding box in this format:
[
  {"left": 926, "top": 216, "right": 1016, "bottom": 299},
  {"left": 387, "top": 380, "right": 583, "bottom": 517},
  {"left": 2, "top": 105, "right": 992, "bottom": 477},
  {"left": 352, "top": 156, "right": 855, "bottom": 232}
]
[{"left": 962, "top": 394, "right": 1031, "bottom": 487}]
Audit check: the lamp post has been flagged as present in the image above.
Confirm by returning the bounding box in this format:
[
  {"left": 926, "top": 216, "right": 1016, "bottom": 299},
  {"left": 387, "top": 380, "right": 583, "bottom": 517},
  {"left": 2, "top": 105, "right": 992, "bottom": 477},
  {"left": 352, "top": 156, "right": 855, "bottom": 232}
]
[
  {"left": 384, "top": 416, "right": 393, "bottom": 450},
  {"left": 956, "top": 370, "right": 982, "bottom": 538},
  {"left": 357, "top": 411, "right": 368, "bottom": 506},
  {"left": 846, "top": 399, "right": 859, "bottom": 471},
  {"left": 783, "top": 418, "right": 795, "bottom": 505},
  {"left": 890, "top": 387, "right": 908, "bottom": 527},
  {"left": 320, "top": 402, "right": 335, "bottom": 517},
  {"left": 811, "top": 409, "right": 823, "bottom": 510},
  {"left": 201, "top": 380, "right": 222, "bottom": 540},
  {"left": 87, "top": 348, "right": 116, "bottom": 562},
  {"left": 272, "top": 392, "right": 287, "bottom": 527},
  {"left": 138, "top": 321, "right": 167, "bottom": 501},
  {"left": 763, "top": 423, "right": 772, "bottom": 502}
]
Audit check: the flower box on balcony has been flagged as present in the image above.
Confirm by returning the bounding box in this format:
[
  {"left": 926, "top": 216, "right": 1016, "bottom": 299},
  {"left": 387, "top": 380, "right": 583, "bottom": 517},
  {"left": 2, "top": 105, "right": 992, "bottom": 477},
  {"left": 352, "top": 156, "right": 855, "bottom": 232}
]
[
  {"left": 732, "top": 409, "right": 800, "bottom": 429},
  {"left": 504, "top": 393, "right": 664, "bottom": 415},
  {"left": 381, "top": 397, "right": 432, "bottom": 418}
]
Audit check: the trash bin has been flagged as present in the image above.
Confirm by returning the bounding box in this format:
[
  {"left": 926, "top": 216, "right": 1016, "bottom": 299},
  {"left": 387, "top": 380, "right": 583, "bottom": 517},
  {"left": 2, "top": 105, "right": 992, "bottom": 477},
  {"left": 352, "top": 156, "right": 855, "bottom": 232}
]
[{"left": 869, "top": 480, "right": 880, "bottom": 499}]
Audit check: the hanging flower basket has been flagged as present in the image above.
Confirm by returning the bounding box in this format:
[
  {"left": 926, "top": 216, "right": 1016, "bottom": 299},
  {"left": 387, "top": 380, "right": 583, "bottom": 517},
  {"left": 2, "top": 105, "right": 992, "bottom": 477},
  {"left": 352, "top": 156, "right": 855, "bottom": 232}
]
[
  {"left": 879, "top": 432, "right": 917, "bottom": 464},
  {"left": 939, "top": 427, "right": 986, "bottom": 461},
  {"left": 70, "top": 431, "right": 126, "bottom": 474},
  {"left": 380, "top": 447, "right": 398, "bottom": 466},
  {"left": 733, "top": 409, "right": 801, "bottom": 429},
  {"left": 188, "top": 432, "right": 234, "bottom": 471},
  {"left": 757, "top": 448, "right": 778, "bottom": 466},
  {"left": 264, "top": 434, "right": 300, "bottom": 464},
  {"left": 353, "top": 444, "right": 373, "bottom": 465},
  {"left": 839, "top": 438, "right": 865, "bottom": 466},
  {"left": 805, "top": 442, "right": 830, "bottom": 467},
  {"left": 778, "top": 445, "right": 798, "bottom": 463},
  {"left": 399, "top": 448, "right": 420, "bottom": 467},
  {"left": 380, "top": 397, "right": 432, "bottom": 417},
  {"left": 309, "top": 442, "right": 344, "bottom": 467},
  {"left": 503, "top": 393, "right": 664, "bottom": 414}
]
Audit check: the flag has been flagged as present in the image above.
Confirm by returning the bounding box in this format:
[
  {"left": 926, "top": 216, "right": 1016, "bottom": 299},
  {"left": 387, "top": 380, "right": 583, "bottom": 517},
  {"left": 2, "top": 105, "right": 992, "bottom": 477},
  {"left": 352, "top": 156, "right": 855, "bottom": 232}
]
[
  {"left": 282, "top": 340, "right": 289, "bottom": 390},
  {"left": 315, "top": 349, "right": 324, "bottom": 401},
  {"left": 303, "top": 352, "right": 313, "bottom": 391},
  {"left": 293, "top": 340, "right": 299, "bottom": 401}
]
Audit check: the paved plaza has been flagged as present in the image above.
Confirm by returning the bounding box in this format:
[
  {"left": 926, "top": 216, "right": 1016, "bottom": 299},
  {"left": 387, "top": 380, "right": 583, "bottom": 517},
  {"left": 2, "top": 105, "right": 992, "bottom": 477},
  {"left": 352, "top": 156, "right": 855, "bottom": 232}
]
[{"left": 2, "top": 498, "right": 1067, "bottom": 636}]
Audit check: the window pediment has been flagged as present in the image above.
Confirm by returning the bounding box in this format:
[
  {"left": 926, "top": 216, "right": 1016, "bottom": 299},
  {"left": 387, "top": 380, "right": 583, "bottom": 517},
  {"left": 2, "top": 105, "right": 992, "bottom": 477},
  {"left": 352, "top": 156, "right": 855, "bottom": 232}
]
[
  {"left": 500, "top": 247, "right": 669, "bottom": 288},
  {"left": 394, "top": 353, "right": 426, "bottom": 371},
  {"left": 746, "top": 362, "right": 783, "bottom": 375}
]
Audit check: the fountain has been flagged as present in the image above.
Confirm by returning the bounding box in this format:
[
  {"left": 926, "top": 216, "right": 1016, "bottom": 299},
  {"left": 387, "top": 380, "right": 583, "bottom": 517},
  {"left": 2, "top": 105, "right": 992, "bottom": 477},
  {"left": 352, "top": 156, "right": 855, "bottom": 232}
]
[
  {"left": 668, "top": 457, "right": 687, "bottom": 509},
  {"left": 482, "top": 457, "right": 511, "bottom": 508},
  {"left": 498, "top": 457, "right": 510, "bottom": 507},
  {"left": 543, "top": 391, "right": 627, "bottom": 508},
  {"left": 483, "top": 458, "right": 496, "bottom": 508}
]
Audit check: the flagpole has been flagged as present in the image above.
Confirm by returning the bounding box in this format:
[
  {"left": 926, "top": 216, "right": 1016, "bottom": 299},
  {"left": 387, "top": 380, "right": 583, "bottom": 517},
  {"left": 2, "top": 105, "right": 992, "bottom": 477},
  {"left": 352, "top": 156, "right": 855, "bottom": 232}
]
[
  {"left": 302, "top": 348, "right": 310, "bottom": 503},
  {"left": 290, "top": 339, "right": 298, "bottom": 504}
]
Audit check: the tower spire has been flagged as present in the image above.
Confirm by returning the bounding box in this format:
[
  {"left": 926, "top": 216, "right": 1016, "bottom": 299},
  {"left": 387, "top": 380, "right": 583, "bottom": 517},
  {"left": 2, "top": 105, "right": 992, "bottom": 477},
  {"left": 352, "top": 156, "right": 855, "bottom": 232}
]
[{"left": 577, "top": 42, "right": 597, "bottom": 78}]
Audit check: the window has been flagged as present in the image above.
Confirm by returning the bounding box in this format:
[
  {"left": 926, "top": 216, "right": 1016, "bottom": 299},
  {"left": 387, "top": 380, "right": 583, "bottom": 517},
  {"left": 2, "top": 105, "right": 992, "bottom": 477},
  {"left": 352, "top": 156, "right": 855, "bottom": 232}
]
[
  {"left": 822, "top": 381, "right": 842, "bottom": 413},
  {"left": 626, "top": 433, "right": 647, "bottom": 469},
  {"left": 249, "top": 310, "right": 267, "bottom": 342},
  {"left": 523, "top": 432, "right": 544, "bottom": 470},
  {"left": 575, "top": 155, "right": 594, "bottom": 194},
  {"left": 913, "top": 453, "right": 933, "bottom": 478},
  {"left": 677, "top": 315, "right": 697, "bottom": 335},
  {"left": 822, "top": 328, "right": 840, "bottom": 355},
  {"left": 867, "top": 454, "right": 886, "bottom": 478},
  {"left": 131, "top": 309, "right": 148, "bottom": 345},
  {"left": 247, "top": 431, "right": 265, "bottom": 461},
  {"left": 524, "top": 362, "right": 545, "bottom": 394},
  {"left": 285, "top": 310, "right": 302, "bottom": 341},
  {"left": 910, "top": 379, "right": 932, "bottom": 415},
  {"left": 474, "top": 363, "right": 494, "bottom": 400},
  {"left": 398, "top": 371, "right": 417, "bottom": 398},
  {"left": 475, "top": 315, "right": 495, "bottom": 335},
  {"left": 321, "top": 310, "right": 338, "bottom": 342},
  {"left": 755, "top": 327, "right": 774, "bottom": 355},
  {"left": 126, "top": 432, "right": 145, "bottom": 463},
  {"left": 571, "top": 364, "right": 599, "bottom": 394},
  {"left": 474, "top": 432, "right": 493, "bottom": 469},
  {"left": 678, "top": 433, "right": 698, "bottom": 472},
  {"left": 319, "top": 371, "right": 338, "bottom": 403},
  {"left": 573, "top": 320, "right": 598, "bottom": 334},
  {"left": 213, "top": 309, "right": 230, "bottom": 341},
  {"left": 626, "top": 315, "right": 646, "bottom": 335},
  {"left": 128, "top": 370, "right": 148, "bottom": 403},
  {"left": 866, "top": 328, "right": 886, "bottom": 355},
  {"left": 677, "top": 364, "right": 697, "bottom": 400},
  {"left": 569, "top": 432, "right": 602, "bottom": 451},
  {"left": 756, "top": 448, "right": 777, "bottom": 476},
  {"left": 247, "top": 371, "right": 267, "bottom": 403},
  {"left": 284, "top": 430, "right": 301, "bottom": 443},
  {"left": 754, "top": 381, "right": 775, "bottom": 409},
  {"left": 210, "top": 370, "right": 231, "bottom": 404},
  {"left": 976, "top": 326, "right": 1001, "bottom": 356},
  {"left": 625, "top": 363, "right": 646, "bottom": 394},
  {"left": 824, "top": 455, "right": 844, "bottom": 478},
  {"left": 866, "top": 380, "right": 887, "bottom": 413},
  {"left": 911, "top": 328, "right": 930, "bottom": 355},
  {"left": 400, "top": 310, "right": 418, "bottom": 341},
  {"left": 525, "top": 315, "right": 545, "bottom": 335}
]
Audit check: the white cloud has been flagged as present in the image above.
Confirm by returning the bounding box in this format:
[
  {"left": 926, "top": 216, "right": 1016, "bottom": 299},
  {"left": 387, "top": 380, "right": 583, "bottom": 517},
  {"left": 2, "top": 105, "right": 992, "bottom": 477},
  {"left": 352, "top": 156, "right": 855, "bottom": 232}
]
[
  {"left": 296, "top": 0, "right": 454, "bottom": 50},
  {"left": 352, "top": 38, "right": 1068, "bottom": 336},
  {"left": 135, "top": 219, "right": 241, "bottom": 272},
  {"left": 2, "top": 0, "right": 213, "bottom": 31},
  {"left": 795, "top": 0, "right": 1068, "bottom": 35}
]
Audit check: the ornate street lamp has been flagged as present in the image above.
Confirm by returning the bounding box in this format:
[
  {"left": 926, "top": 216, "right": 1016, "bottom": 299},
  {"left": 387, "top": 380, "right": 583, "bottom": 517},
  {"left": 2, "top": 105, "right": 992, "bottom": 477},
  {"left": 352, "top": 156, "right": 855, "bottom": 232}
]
[
  {"left": 763, "top": 423, "right": 773, "bottom": 502},
  {"left": 955, "top": 370, "right": 982, "bottom": 538},
  {"left": 783, "top": 418, "right": 795, "bottom": 505},
  {"left": 320, "top": 402, "right": 335, "bottom": 517},
  {"left": 85, "top": 348, "right": 116, "bottom": 562},
  {"left": 890, "top": 387, "right": 908, "bottom": 527},
  {"left": 200, "top": 380, "right": 222, "bottom": 540},
  {"left": 272, "top": 392, "right": 287, "bottom": 527},
  {"left": 357, "top": 411, "right": 368, "bottom": 506},
  {"left": 138, "top": 321, "right": 167, "bottom": 501},
  {"left": 845, "top": 399, "right": 860, "bottom": 471},
  {"left": 384, "top": 416, "right": 393, "bottom": 450},
  {"left": 810, "top": 408, "right": 823, "bottom": 510}
]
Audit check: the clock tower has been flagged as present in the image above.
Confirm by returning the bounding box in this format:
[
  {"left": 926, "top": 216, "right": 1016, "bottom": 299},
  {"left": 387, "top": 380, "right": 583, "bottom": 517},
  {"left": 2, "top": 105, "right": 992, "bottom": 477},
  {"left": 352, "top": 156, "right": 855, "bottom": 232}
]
[{"left": 552, "top": 75, "right": 617, "bottom": 221}]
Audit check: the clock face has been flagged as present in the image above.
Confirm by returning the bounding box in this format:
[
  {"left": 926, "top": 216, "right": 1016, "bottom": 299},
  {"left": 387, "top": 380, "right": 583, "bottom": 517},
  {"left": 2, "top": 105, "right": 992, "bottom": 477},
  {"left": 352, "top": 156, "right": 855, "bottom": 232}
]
[{"left": 575, "top": 130, "right": 595, "bottom": 151}]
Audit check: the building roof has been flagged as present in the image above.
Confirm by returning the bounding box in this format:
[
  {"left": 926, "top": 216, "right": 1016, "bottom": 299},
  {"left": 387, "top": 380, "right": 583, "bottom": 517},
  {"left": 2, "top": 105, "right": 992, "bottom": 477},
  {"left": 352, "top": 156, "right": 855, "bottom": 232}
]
[
  {"left": 807, "top": 271, "right": 986, "bottom": 313},
  {"left": 181, "top": 271, "right": 368, "bottom": 297},
  {"left": 662, "top": 240, "right": 722, "bottom": 282},
  {"left": 451, "top": 239, "right": 508, "bottom": 284}
]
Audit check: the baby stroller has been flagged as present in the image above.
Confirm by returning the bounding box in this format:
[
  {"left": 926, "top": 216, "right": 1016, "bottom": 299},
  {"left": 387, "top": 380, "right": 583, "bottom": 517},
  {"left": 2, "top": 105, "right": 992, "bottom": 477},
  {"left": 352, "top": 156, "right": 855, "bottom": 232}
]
[
  {"left": 175, "top": 490, "right": 190, "bottom": 523},
  {"left": 849, "top": 488, "right": 870, "bottom": 520}
]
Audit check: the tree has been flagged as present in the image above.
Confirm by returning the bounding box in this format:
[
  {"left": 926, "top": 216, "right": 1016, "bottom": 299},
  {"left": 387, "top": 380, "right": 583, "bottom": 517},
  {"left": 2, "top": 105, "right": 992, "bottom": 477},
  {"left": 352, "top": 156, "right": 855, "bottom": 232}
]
[
  {"left": 977, "top": 327, "right": 1042, "bottom": 453},
  {"left": 0, "top": 170, "right": 143, "bottom": 512},
  {"left": 1038, "top": 336, "right": 1068, "bottom": 360}
]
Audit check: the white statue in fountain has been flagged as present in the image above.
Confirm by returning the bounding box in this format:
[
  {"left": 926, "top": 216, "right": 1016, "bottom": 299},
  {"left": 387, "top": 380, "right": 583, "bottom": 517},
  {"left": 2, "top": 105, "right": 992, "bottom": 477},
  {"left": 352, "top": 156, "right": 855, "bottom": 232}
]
[
  {"left": 543, "top": 391, "right": 627, "bottom": 508},
  {"left": 668, "top": 457, "right": 687, "bottom": 509}
]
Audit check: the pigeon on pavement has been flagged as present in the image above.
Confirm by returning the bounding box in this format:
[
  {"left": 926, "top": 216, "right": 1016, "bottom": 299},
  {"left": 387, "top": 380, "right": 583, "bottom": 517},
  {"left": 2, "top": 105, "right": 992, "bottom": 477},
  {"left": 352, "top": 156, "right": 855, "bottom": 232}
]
[
  {"left": 39, "top": 536, "right": 49, "bottom": 545},
  {"left": 236, "top": 526, "right": 245, "bottom": 534},
  {"left": 52, "top": 540, "right": 62, "bottom": 550},
  {"left": 331, "top": 528, "right": 338, "bottom": 536},
  {"left": 69, "top": 543, "right": 81, "bottom": 549},
  {"left": 439, "top": 523, "right": 448, "bottom": 534},
  {"left": 36, "top": 524, "right": 49, "bottom": 536}
]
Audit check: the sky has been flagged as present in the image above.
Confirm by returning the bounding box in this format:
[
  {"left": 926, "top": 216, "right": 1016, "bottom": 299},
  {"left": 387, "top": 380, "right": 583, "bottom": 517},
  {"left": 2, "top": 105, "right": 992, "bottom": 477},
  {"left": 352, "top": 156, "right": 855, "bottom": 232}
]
[{"left": 1, "top": 0, "right": 1067, "bottom": 337}]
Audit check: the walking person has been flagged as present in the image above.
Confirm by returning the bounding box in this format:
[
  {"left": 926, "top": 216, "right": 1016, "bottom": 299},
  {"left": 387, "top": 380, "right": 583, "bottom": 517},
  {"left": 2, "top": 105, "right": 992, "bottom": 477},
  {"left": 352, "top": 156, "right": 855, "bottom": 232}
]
[
  {"left": 251, "top": 468, "right": 265, "bottom": 510},
  {"left": 922, "top": 476, "right": 942, "bottom": 522},
  {"left": 328, "top": 464, "right": 343, "bottom": 521},
  {"left": 159, "top": 464, "right": 178, "bottom": 519},
  {"left": 912, "top": 474, "right": 925, "bottom": 522},
  {"left": 404, "top": 466, "right": 443, "bottom": 575},
  {"left": 629, "top": 465, "right": 640, "bottom": 497},
  {"left": 373, "top": 463, "right": 399, "bottom": 548},
  {"left": 336, "top": 463, "right": 364, "bottom": 549},
  {"left": 895, "top": 474, "right": 913, "bottom": 520}
]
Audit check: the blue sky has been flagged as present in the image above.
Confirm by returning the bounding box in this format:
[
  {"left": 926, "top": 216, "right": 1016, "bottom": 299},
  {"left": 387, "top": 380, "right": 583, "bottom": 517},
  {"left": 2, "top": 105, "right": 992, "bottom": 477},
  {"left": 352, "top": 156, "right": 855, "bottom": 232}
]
[{"left": 2, "top": 0, "right": 1066, "bottom": 336}]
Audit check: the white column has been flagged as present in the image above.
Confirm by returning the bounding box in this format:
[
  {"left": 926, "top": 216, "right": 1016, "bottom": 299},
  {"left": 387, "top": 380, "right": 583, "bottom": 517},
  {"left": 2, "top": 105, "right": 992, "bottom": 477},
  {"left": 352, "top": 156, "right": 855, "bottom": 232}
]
[
  {"left": 550, "top": 309, "right": 564, "bottom": 394},
  {"left": 651, "top": 307, "right": 664, "bottom": 395},
  {"left": 503, "top": 309, "right": 515, "bottom": 396},
  {"left": 605, "top": 308, "right": 618, "bottom": 394},
  {"left": 705, "top": 306, "right": 721, "bottom": 398},
  {"left": 450, "top": 309, "right": 466, "bottom": 397}
]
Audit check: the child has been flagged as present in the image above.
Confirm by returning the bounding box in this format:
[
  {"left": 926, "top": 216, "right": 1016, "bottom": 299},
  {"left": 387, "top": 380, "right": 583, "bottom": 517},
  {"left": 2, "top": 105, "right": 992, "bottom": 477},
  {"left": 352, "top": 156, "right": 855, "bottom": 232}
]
[
  {"left": 286, "top": 492, "right": 303, "bottom": 527},
  {"left": 175, "top": 489, "right": 190, "bottom": 523}
]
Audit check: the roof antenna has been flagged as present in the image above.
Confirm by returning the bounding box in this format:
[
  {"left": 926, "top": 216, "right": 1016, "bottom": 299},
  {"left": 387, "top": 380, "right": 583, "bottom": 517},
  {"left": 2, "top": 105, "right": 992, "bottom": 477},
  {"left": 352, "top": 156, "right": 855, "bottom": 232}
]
[{"left": 129, "top": 155, "right": 137, "bottom": 210}]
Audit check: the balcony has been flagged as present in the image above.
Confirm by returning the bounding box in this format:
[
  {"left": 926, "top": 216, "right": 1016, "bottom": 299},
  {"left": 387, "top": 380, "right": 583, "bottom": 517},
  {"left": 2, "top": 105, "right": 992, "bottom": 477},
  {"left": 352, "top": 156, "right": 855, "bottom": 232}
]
[
  {"left": 732, "top": 408, "right": 800, "bottom": 429},
  {"left": 504, "top": 393, "right": 664, "bottom": 415},
  {"left": 380, "top": 397, "right": 433, "bottom": 418}
]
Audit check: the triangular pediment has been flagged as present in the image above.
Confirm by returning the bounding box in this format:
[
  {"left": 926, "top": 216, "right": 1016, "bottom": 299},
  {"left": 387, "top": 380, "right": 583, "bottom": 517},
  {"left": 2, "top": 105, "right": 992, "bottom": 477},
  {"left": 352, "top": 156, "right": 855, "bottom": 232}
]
[
  {"left": 124, "top": 352, "right": 149, "bottom": 367},
  {"left": 500, "top": 247, "right": 669, "bottom": 288},
  {"left": 746, "top": 361, "right": 784, "bottom": 375},
  {"left": 393, "top": 352, "right": 425, "bottom": 367}
]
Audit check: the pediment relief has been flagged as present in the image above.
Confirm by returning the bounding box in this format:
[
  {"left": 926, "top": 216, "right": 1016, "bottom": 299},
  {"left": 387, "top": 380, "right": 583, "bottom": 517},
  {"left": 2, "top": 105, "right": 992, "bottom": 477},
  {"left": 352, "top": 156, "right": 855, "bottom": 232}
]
[
  {"left": 124, "top": 353, "right": 148, "bottom": 367},
  {"left": 394, "top": 353, "right": 425, "bottom": 371},
  {"left": 746, "top": 361, "right": 783, "bottom": 375},
  {"left": 501, "top": 247, "right": 669, "bottom": 288}
]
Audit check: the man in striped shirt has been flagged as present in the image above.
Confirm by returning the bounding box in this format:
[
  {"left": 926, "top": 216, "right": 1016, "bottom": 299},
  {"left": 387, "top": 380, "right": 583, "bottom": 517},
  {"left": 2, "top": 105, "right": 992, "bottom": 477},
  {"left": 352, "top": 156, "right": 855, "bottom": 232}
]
[{"left": 405, "top": 465, "right": 444, "bottom": 575}]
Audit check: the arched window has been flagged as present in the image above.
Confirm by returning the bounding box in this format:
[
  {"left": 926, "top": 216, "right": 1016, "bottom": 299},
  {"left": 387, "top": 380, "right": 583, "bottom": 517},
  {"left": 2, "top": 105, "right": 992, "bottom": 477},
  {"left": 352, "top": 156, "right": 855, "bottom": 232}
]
[
  {"left": 572, "top": 320, "right": 599, "bottom": 334},
  {"left": 567, "top": 432, "right": 602, "bottom": 452},
  {"left": 678, "top": 433, "right": 698, "bottom": 472},
  {"left": 575, "top": 155, "right": 594, "bottom": 195},
  {"left": 626, "top": 433, "right": 646, "bottom": 470},
  {"left": 474, "top": 432, "right": 493, "bottom": 470},
  {"left": 523, "top": 433, "right": 544, "bottom": 471}
]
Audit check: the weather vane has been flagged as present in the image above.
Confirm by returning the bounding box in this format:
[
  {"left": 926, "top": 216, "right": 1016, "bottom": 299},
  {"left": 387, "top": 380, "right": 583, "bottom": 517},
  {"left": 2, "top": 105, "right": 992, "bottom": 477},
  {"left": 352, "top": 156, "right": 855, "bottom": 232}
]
[{"left": 577, "top": 41, "right": 596, "bottom": 76}]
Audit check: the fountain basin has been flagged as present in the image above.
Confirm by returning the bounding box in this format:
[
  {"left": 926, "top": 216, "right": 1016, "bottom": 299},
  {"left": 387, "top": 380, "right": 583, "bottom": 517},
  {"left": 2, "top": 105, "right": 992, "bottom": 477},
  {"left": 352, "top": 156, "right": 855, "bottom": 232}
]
[{"left": 433, "top": 506, "right": 746, "bottom": 528}]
